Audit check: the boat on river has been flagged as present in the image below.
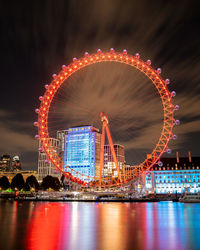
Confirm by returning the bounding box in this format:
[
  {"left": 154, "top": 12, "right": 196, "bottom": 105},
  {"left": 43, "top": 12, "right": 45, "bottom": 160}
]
[{"left": 179, "top": 193, "right": 200, "bottom": 203}]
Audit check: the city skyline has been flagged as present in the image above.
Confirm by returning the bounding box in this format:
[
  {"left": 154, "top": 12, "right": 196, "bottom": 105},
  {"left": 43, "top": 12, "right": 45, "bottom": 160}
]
[{"left": 1, "top": 1, "right": 200, "bottom": 171}]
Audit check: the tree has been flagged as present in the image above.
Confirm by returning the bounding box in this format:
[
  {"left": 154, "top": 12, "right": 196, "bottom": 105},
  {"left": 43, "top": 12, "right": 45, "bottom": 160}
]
[
  {"left": 61, "top": 174, "right": 65, "bottom": 187},
  {"left": 11, "top": 173, "right": 25, "bottom": 191},
  {"left": 25, "top": 175, "right": 39, "bottom": 191},
  {"left": 41, "top": 175, "right": 61, "bottom": 191},
  {"left": 0, "top": 176, "right": 10, "bottom": 190},
  {"left": 52, "top": 177, "right": 61, "bottom": 191}
]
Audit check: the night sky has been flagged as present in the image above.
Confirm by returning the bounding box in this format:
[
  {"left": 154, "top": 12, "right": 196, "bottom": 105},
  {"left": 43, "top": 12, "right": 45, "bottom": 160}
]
[{"left": 1, "top": 0, "right": 200, "bottom": 171}]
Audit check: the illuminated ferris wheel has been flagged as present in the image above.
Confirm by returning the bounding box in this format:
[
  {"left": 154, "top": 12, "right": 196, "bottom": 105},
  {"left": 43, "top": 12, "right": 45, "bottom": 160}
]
[{"left": 34, "top": 48, "right": 179, "bottom": 188}]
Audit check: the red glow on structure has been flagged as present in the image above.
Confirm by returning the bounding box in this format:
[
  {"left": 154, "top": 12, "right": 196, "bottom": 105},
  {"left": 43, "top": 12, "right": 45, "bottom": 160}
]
[
  {"left": 37, "top": 49, "right": 176, "bottom": 188},
  {"left": 99, "top": 112, "right": 122, "bottom": 184}
]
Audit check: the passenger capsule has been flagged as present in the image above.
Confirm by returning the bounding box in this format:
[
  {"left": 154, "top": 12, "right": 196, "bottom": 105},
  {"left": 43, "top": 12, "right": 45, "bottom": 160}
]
[
  {"left": 39, "top": 96, "right": 43, "bottom": 101},
  {"left": 146, "top": 59, "right": 151, "bottom": 65},
  {"left": 167, "top": 148, "right": 172, "bottom": 154},
  {"left": 165, "top": 79, "right": 170, "bottom": 84},
  {"left": 35, "top": 135, "right": 40, "bottom": 139},
  {"left": 35, "top": 109, "right": 40, "bottom": 114},
  {"left": 135, "top": 53, "right": 140, "bottom": 59},
  {"left": 97, "top": 49, "right": 102, "bottom": 53},
  {"left": 175, "top": 120, "right": 180, "bottom": 125},
  {"left": 158, "top": 161, "right": 163, "bottom": 167},
  {"left": 84, "top": 52, "right": 89, "bottom": 56},
  {"left": 174, "top": 105, "right": 180, "bottom": 111},
  {"left": 157, "top": 68, "right": 162, "bottom": 74},
  {"left": 123, "top": 49, "right": 127, "bottom": 54},
  {"left": 110, "top": 48, "right": 115, "bottom": 53},
  {"left": 171, "top": 91, "right": 176, "bottom": 97},
  {"left": 34, "top": 122, "right": 38, "bottom": 127},
  {"left": 45, "top": 84, "right": 49, "bottom": 89}
]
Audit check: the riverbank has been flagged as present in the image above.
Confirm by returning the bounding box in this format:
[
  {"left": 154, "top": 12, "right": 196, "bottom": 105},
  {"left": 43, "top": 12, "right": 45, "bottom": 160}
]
[
  {"left": 1, "top": 190, "right": 176, "bottom": 202},
  {"left": 0, "top": 190, "right": 163, "bottom": 202}
]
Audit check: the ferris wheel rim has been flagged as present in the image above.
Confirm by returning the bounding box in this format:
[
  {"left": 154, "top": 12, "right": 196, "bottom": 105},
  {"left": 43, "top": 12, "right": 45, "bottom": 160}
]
[{"left": 36, "top": 50, "right": 176, "bottom": 187}]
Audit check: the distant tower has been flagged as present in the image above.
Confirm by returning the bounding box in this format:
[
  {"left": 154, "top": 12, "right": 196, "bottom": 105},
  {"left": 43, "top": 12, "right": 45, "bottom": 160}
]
[
  {"left": 0, "top": 155, "right": 11, "bottom": 171},
  {"left": 11, "top": 156, "right": 21, "bottom": 171}
]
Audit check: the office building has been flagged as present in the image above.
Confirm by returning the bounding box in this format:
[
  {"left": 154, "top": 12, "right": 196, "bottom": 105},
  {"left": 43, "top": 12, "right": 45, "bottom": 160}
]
[
  {"left": 38, "top": 138, "right": 61, "bottom": 181},
  {"left": 103, "top": 144, "right": 125, "bottom": 179},
  {"left": 64, "top": 125, "right": 101, "bottom": 182}
]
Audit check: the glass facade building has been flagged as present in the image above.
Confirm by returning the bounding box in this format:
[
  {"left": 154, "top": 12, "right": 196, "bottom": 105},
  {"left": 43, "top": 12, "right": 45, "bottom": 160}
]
[
  {"left": 64, "top": 126, "right": 100, "bottom": 182},
  {"left": 145, "top": 156, "right": 200, "bottom": 194},
  {"left": 103, "top": 144, "right": 125, "bottom": 179}
]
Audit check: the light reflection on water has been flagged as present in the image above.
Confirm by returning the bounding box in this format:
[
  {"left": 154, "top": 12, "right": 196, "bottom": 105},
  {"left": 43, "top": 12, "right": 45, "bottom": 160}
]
[{"left": 0, "top": 201, "right": 200, "bottom": 250}]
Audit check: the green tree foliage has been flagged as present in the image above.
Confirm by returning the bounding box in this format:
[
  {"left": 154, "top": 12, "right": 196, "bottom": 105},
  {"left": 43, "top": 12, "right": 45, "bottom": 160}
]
[
  {"left": 41, "top": 175, "right": 61, "bottom": 191},
  {"left": 11, "top": 173, "right": 25, "bottom": 191},
  {"left": 25, "top": 175, "right": 39, "bottom": 191},
  {"left": 0, "top": 176, "right": 10, "bottom": 190}
]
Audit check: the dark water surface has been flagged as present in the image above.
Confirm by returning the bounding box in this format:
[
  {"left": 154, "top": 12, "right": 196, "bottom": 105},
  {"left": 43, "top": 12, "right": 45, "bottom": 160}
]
[{"left": 0, "top": 200, "right": 200, "bottom": 250}]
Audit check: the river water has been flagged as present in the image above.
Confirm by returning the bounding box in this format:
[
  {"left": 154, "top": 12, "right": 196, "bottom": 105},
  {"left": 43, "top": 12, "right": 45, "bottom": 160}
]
[{"left": 0, "top": 200, "right": 200, "bottom": 250}]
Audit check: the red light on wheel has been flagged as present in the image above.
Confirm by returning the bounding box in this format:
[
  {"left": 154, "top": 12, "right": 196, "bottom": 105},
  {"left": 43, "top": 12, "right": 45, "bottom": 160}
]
[{"left": 37, "top": 49, "right": 177, "bottom": 189}]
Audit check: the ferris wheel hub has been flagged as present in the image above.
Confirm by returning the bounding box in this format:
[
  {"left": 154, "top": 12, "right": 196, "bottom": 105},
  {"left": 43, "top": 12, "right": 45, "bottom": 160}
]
[{"left": 100, "top": 112, "right": 109, "bottom": 124}]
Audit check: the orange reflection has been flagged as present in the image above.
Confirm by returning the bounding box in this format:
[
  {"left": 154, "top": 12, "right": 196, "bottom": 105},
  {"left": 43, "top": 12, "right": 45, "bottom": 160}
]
[{"left": 98, "top": 203, "right": 127, "bottom": 249}]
